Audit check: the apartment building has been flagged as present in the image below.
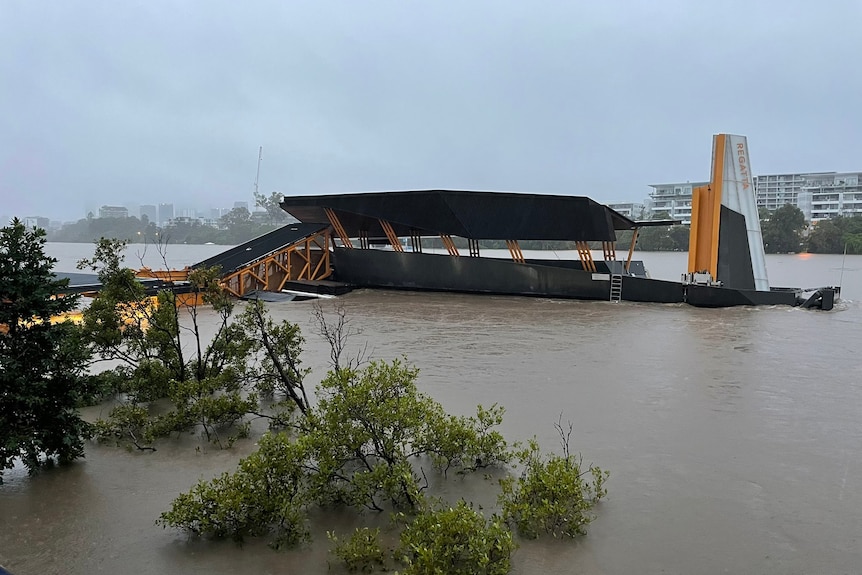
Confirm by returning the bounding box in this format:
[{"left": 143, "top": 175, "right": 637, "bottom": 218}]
[
  {"left": 755, "top": 172, "right": 862, "bottom": 220},
  {"left": 647, "top": 181, "right": 707, "bottom": 224},
  {"left": 607, "top": 202, "right": 648, "bottom": 220},
  {"left": 753, "top": 173, "right": 809, "bottom": 212},
  {"left": 98, "top": 205, "right": 129, "bottom": 219}
]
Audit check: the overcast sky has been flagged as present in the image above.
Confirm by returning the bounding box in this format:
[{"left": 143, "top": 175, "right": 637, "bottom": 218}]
[{"left": 2, "top": 1, "right": 861, "bottom": 222}]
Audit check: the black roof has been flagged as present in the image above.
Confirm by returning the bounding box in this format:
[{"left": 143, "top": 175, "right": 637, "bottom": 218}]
[
  {"left": 280, "top": 190, "right": 635, "bottom": 242},
  {"left": 192, "top": 222, "right": 328, "bottom": 273}
]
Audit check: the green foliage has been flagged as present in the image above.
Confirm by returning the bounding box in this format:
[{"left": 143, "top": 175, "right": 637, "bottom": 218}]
[
  {"left": 419, "top": 403, "right": 512, "bottom": 475},
  {"left": 48, "top": 214, "right": 286, "bottom": 245},
  {"left": 80, "top": 239, "right": 259, "bottom": 448},
  {"left": 499, "top": 434, "right": 608, "bottom": 539},
  {"left": 160, "top": 357, "right": 516, "bottom": 545},
  {"left": 153, "top": 303, "right": 606, "bottom": 560},
  {"left": 760, "top": 204, "right": 806, "bottom": 253},
  {"left": 308, "top": 358, "right": 512, "bottom": 511},
  {"left": 397, "top": 501, "right": 515, "bottom": 575},
  {"left": 633, "top": 224, "right": 690, "bottom": 251},
  {"left": 807, "top": 215, "right": 862, "bottom": 254},
  {"left": 76, "top": 368, "right": 130, "bottom": 407},
  {"left": 1, "top": 219, "right": 93, "bottom": 480},
  {"left": 155, "top": 373, "right": 258, "bottom": 444},
  {"left": 238, "top": 299, "right": 310, "bottom": 413},
  {"left": 158, "top": 431, "right": 310, "bottom": 548},
  {"left": 92, "top": 403, "right": 153, "bottom": 448},
  {"left": 255, "top": 191, "right": 291, "bottom": 225},
  {"left": 308, "top": 359, "right": 432, "bottom": 510},
  {"left": 48, "top": 215, "right": 160, "bottom": 243},
  {"left": 328, "top": 527, "right": 386, "bottom": 573}
]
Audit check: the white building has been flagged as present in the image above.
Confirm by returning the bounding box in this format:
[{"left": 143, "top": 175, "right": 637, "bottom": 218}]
[
  {"left": 607, "top": 202, "right": 648, "bottom": 220},
  {"left": 753, "top": 173, "right": 809, "bottom": 212},
  {"left": 647, "top": 182, "right": 707, "bottom": 225},
  {"left": 755, "top": 172, "right": 862, "bottom": 221},
  {"left": 98, "top": 205, "right": 128, "bottom": 219},
  {"left": 24, "top": 216, "right": 50, "bottom": 230}
]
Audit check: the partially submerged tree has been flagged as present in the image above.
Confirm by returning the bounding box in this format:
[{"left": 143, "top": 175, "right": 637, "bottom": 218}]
[
  {"left": 159, "top": 348, "right": 607, "bottom": 572},
  {"left": 0, "top": 219, "right": 93, "bottom": 480},
  {"left": 159, "top": 356, "right": 513, "bottom": 533},
  {"left": 499, "top": 417, "right": 608, "bottom": 539},
  {"left": 238, "top": 299, "right": 310, "bottom": 415},
  {"left": 807, "top": 214, "right": 862, "bottom": 254},
  {"left": 74, "top": 242, "right": 608, "bottom": 570},
  {"left": 760, "top": 204, "right": 806, "bottom": 253},
  {"left": 397, "top": 501, "right": 515, "bottom": 575},
  {"left": 80, "top": 239, "right": 257, "bottom": 447}
]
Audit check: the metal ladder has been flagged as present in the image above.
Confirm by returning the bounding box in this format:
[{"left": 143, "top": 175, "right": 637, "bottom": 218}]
[{"left": 609, "top": 274, "right": 623, "bottom": 303}]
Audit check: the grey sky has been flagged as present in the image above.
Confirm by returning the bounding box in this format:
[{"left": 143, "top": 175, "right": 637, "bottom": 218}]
[{"left": 2, "top": 1, "right": 861, "bottom": 222}]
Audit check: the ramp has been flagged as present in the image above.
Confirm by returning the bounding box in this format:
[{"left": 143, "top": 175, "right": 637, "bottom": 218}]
[
  {"left": 192, "top": 223, "right": 335, "bottom": 298},
  {"left": 192, "top": 223, "right": 328, "bottom": 273}
]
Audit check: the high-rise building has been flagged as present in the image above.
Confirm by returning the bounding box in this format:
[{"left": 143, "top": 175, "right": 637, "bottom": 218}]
[
  {"left": 158, "top": 203, "right": 174, "bottom": 226},
  {"left": 140, "top": 204, "right": 157, "bottom": 223},
  {"left": 24, "top": 216, "right": 50, "bottom": 230},
  {"left": 755, "top": 172, "right": 862, "bottom": 221},
  {"left": 98, "top": 205, "right": 129, "bottom": 219},
  {"left": 234, "top": 201, "right": 249, "bottom": 211},
  {"left": 753, "top": 173, "right": 809, "bottom": 212}
]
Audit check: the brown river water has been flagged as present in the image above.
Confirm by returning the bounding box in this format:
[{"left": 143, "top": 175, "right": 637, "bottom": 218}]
[{"left": 2, "top": 244, "right": 862, "bottom": 574}]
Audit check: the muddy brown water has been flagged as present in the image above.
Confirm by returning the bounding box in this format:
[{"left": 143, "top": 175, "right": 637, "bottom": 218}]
[{"left": 2, "top": 246, "right": 861, "bottom": 574}]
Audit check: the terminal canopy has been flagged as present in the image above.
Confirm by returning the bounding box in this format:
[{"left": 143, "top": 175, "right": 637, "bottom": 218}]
[{"left": 280, "top": 190, "right": 636, "bottom": 242}]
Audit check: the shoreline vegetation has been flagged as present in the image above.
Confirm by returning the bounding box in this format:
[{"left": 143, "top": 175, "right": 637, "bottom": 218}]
[
  {"left": 2, "top": 224, "right": 609, "bottom": 574},
  {"left": 42, "top": 205, "right": 862, "bottom": 255}
]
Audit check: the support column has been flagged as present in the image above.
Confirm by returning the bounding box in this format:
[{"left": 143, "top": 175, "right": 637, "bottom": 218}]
[
  {"left": 324, "top": 207, "right": 353, "bottom": 248},
  {"left": 378, "top": 219, "right": 404, "bottom": 252},
  {"left": 410, "top": 229, "right": 422, "bottom": 253},
  {"left": 575, "top": 241, "right": 596, "bottom": 272},
  {"left": 468, "top": 238, "right": 480, "bottom": 257},
  {"left": 440, "top": 234, "right": 460, "bottom": 256},
  {"left": 506, "top": 239, "right": 525, "bottom": 263},
  {"left": 625, "top": 228, "right": 639, "bottom": 273}
]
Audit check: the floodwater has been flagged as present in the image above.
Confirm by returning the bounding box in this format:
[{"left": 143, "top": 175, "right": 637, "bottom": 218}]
[{"left": 2, "top": 245, "right": 862, "bottom": 574}]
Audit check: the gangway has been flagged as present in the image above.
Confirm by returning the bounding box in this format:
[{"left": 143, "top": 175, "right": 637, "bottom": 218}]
[{"left": 193, "top": 223, "right": 336, "bottom": 298}]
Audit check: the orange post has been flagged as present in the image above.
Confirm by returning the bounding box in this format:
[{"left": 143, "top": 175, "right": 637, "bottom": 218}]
[{"left": 687, "top": 134, "right": 726, "bottom": 276}]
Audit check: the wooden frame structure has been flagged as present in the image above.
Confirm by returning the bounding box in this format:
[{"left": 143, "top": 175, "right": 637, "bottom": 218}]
[{"left": 220, "top": 228, "right": 332, "bottom": 297}]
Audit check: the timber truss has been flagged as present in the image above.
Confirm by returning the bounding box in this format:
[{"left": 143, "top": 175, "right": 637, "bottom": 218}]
[{"left": 220, "top": 228, "right": 332, "bottom": 297}]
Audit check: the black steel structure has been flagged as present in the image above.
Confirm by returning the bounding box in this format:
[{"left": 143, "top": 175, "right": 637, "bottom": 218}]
[
  {"left": 281, "top": 190, "right": 635, "bottom": 241},
  {"left": 278, "top": 190, "right": 837, "bottom": 309}
]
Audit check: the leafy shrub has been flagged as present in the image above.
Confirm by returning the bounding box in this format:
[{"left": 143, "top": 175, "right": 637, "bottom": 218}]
[
  {"left": 397, "top": 501, "right": 514, "bottom": 575},
  {"left": 328, "top": 527, "right": 386, "bottom": 572},
  {"left": 308, "top": 358, "right": 513, "bottom": 512},
  {"left": 93, "top": 403, "right": 153, "bottom": 449},
  {"left": 158, "top": 431, "right": 310, "bottom": 547},
  {"left": 498, "top": 439, "right": 608, "bottom": 539}
]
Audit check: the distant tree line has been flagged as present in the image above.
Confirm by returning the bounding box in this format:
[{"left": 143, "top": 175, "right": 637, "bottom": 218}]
[
  {"left": 43, "top": 198, "right": 862, "bottom": 255},
  {"left": 47, "top": 206, "right": 290, "bottom": 245},
  {"left": 45, "top": 192, "right": 293, "bottom": 245},
  {"left": 617, "top": 206, "right": 862, "bottom": 255}
]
